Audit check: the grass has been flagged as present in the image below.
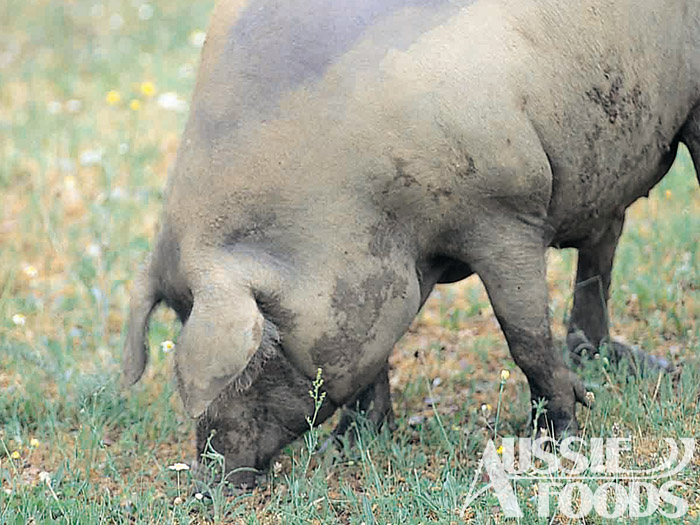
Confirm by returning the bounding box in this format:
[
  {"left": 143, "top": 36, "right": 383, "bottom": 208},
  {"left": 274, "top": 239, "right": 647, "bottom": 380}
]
[{"left": 0, "top": 0, "right": 698, "bottom": 522}]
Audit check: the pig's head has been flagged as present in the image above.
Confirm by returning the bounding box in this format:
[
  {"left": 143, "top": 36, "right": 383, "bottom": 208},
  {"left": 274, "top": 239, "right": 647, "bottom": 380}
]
[
  {"left": 192, "top": 332, "right": 338, "bottom": 487},
  {"left": 122, "top": 187, "right": 424, "bottom": 485}
]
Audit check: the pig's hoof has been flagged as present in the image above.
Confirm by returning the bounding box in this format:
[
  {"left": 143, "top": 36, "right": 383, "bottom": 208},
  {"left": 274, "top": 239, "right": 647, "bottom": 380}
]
[
  {"left": 531, "top": 369, "right": 591, "bottom": 438},
  {"left": 329, "top": 404, "right": 396, "bottom": 449},
  {"left": 567, "top": 331, "right": 677, "bottom": 377},
  {"left": 532, "top": 408, "right": 579, "bottom": 439},
  {"left": 567, "top": 331, "right": 597, "bottom": 368},
  {"left": 606, "top": 340, "right": 679, "bottom": 377}
]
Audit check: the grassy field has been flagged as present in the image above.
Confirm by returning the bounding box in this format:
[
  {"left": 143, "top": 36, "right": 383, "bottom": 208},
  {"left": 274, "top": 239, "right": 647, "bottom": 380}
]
[{"left": 1, "top": 0, "right": 698, "bottom": 522}]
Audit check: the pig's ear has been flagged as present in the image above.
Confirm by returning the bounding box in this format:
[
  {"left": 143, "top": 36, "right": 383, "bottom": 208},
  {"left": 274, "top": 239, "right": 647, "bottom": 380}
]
[
  {"left": 123, "top": 259, "right": 160, "bottom": 386},
  {"left": 175, "top": 271, "right": 265, "bottom": 418}
]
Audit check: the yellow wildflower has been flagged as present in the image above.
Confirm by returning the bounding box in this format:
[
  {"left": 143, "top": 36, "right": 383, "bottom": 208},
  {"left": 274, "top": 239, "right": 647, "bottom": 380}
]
[
  {"left": 129, "top": 99, "right": 141, "bottom": 111},
  {"left": 10, "top": 451, "right": 20, "bottom": 460},
  {"left": 22, "top": 264, "right": 38, "bottom": 279},
  {"left": 497, "top": 445, "right": 504, "bottom": 455},
  {"left": 665, "top": 189, "right": 672, "bottom": 198},
  {"left": 500, "top": 369, "right": 510, "bottom": 382},
  {"left": 140, "top": 81, "right": 156, "bottom": 97},
  {"left": 105, "top": 90, "right": 121, "bottom": 105},
  {"left": 30, "top": 438, "right": 40, "bottom": 448}
]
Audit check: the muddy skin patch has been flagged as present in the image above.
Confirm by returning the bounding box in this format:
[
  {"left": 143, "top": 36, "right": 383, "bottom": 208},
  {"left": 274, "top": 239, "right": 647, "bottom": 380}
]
[
  {"left": 427, "top": 185, "right": 454, "bottom": 202},
  {"left": 309, "top": 268, "right": 406, "bottom": 391},
  {"left": 221, "top": 210, "right": 279, "bottom": 246},
  {"left": 392, "top": 157, "right": 421, "bottom": 188},
  {"left": 456, "top": 155, "right": 478, "bottom": 179},
  {"left": 555, "top": 69, "right": 664, "bottom": 241},
  {"left": 585, "top": 68, "right": 651, "bottom": 132},
  {"left": 367, "top": 209, "right": 415, "bottom": 259},
  {"left": 445, "top": 135, "right": 478, "bottom": 181}
]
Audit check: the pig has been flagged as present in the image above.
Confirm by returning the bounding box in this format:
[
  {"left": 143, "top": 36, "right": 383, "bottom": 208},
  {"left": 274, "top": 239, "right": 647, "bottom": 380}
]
[{"left": 123, "top": 0, "right": 700, "bottom": 486}]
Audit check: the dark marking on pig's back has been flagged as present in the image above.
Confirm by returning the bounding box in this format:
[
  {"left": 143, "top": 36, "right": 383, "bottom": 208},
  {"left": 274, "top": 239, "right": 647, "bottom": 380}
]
[{"left": 200, "top": 0, "right": 462, "bottom": 133}]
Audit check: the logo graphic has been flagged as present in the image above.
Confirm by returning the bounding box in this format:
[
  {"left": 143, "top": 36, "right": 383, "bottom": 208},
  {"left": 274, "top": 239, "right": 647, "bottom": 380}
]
[{"left": 463, "top": 437, "right": 695, "bottom": 518}]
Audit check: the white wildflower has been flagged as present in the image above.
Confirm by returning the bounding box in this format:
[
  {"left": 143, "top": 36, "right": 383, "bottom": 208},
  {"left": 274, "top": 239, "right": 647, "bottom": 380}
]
[
  {"left": 138, "top": 3, "right": 154, "bottom": 20},
  {"left": 157, "top": 92, "right": 187, "bottom": 113},
  {"left": 58, "top": 158, "right": 76, "bottom": 173},
  {"left": 79, "top": 148, "right": 103, "bottom": 166},
  {"left": 109, "top": 13, "right": 124, "bottom": 31},
  {"left": 47, "top": 101, "right": 62, "bottom": 114},
  {"left": 110, "top": 187, "right": 127, "bottom": 200},
  {"left": 189, "top": 30, "right": 206, "bottom": 48},
  {"left": 585, "top": 391, "right": 595, "bottom": 405},
  {"left": 86, "top": 243, "right": 102, "bottom": 257},
  {"left": 66, "top": 99, "right": 82, "bottom": 113}
]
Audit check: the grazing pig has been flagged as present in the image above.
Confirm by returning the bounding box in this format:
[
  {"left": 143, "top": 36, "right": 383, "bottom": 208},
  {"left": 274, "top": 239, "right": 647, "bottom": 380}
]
[{"left": 124, "top": 0, "right": 700, "bottom": 486}]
